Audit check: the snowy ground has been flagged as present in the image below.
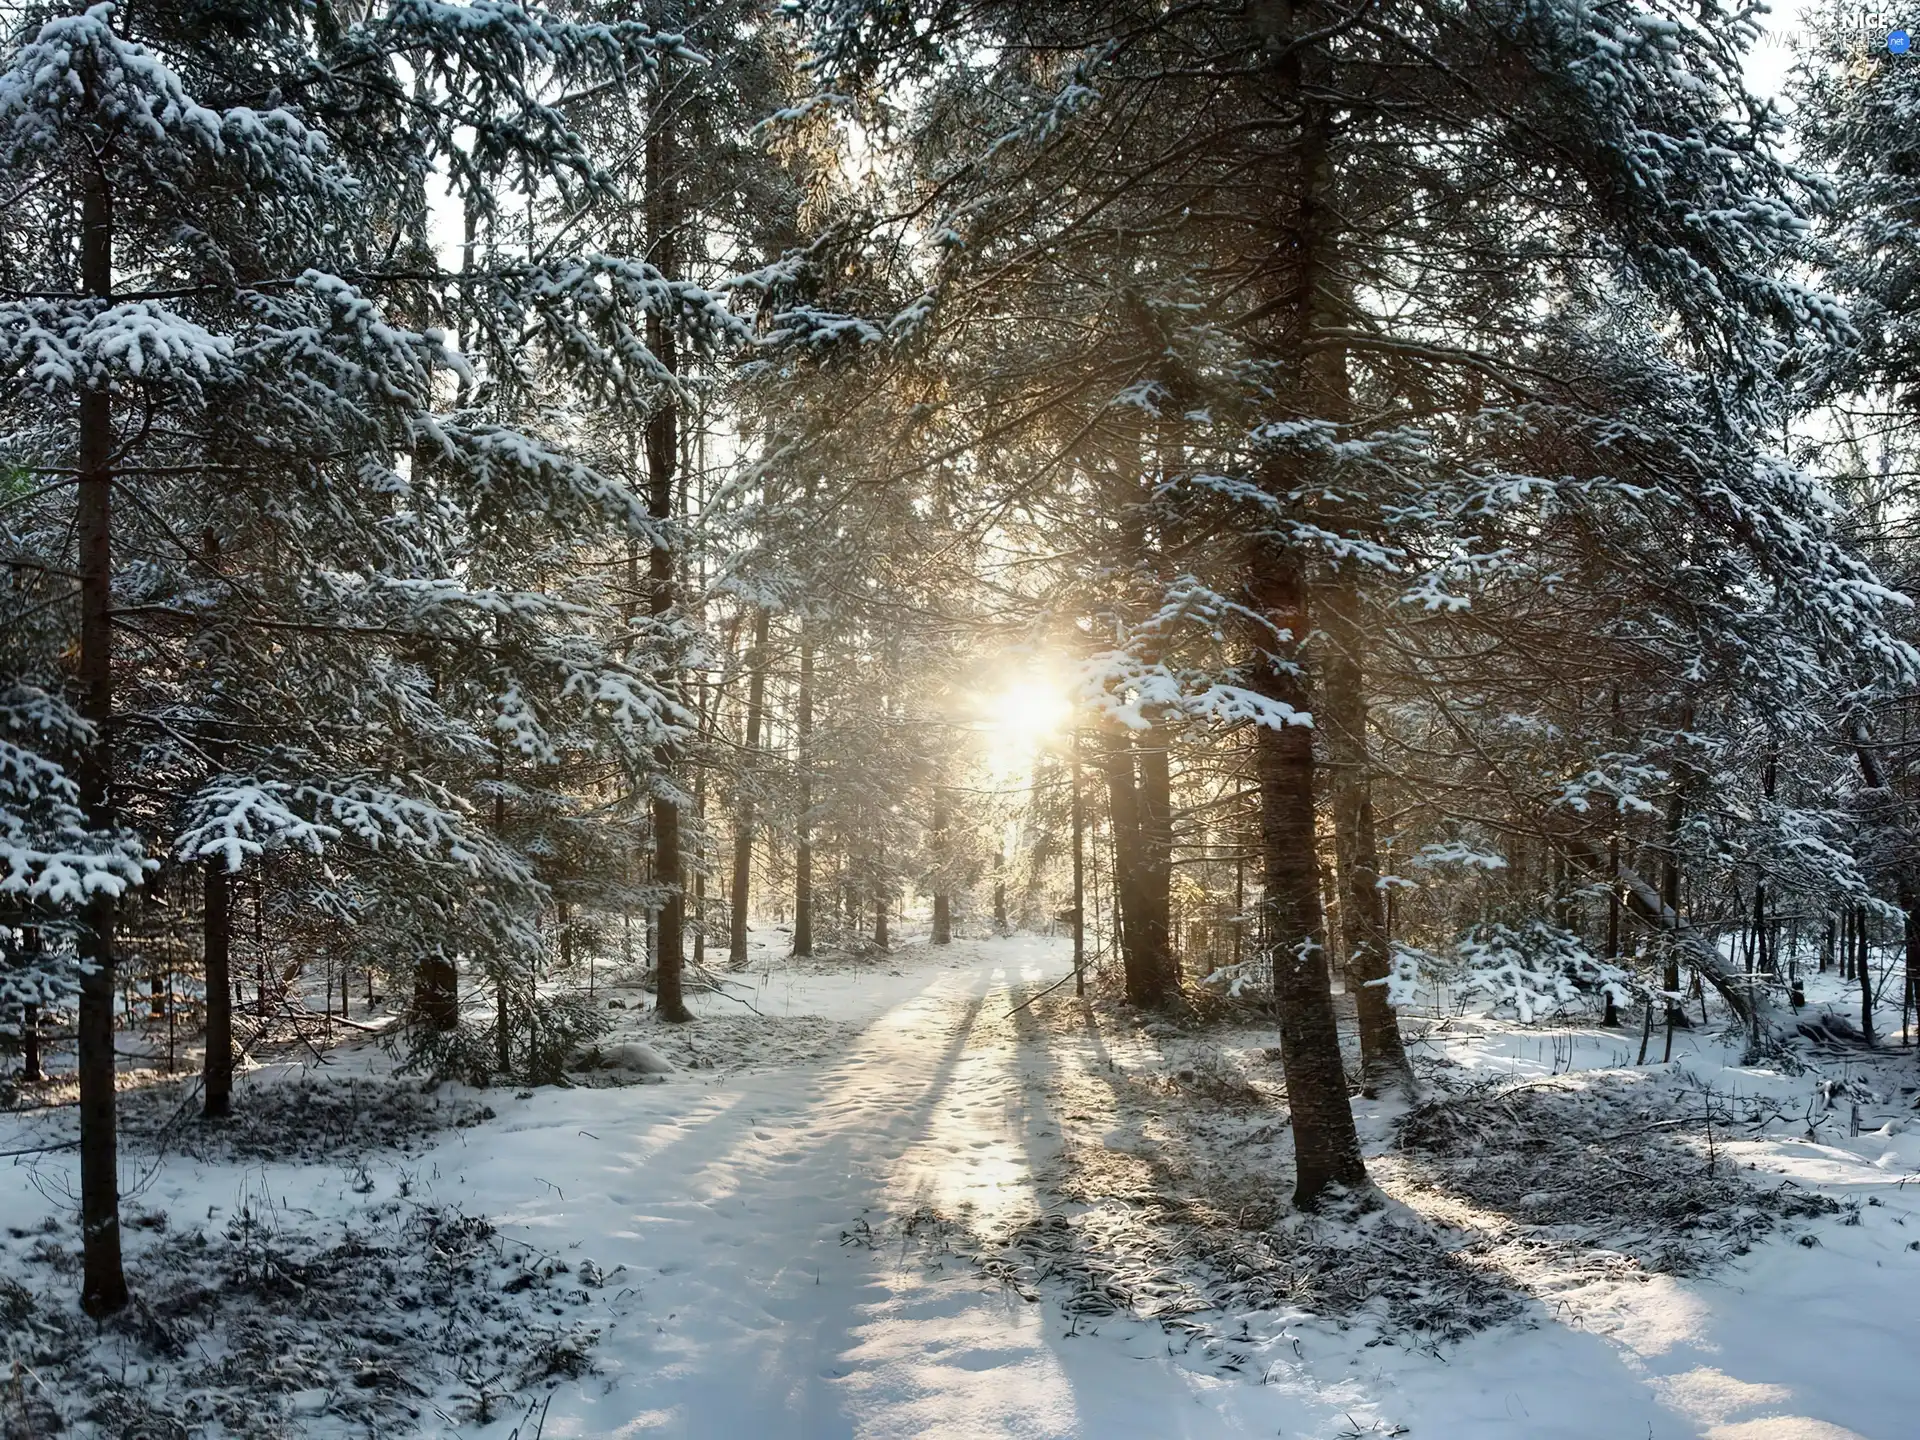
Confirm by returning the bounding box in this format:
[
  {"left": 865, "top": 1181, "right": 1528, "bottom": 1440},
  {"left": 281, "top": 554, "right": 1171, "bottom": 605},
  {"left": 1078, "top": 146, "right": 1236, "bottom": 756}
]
[{"left": 4, "top": 934, "right": 1917, "bottom": 1438}]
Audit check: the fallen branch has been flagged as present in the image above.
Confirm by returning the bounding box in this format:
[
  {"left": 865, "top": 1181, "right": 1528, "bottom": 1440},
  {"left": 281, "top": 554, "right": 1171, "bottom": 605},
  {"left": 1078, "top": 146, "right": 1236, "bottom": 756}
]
[
  {"left": 1563, "top": 836, "right": 1770, "bottom": 1044},
  {"left": 1005, "top": 967, "right": 1085, "bottom": 1019},
  {"left": 0, "top": 1138, "right": 78, "bottom": 1158}
]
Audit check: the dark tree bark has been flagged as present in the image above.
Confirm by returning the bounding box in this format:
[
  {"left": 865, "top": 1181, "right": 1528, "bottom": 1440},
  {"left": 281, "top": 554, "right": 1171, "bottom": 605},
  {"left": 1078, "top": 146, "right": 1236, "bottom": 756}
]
[
  {"left": 1099, "top": 724, "right": 1161, "bottom": 1004},
  {"left": 76, "top": 153, "right": 127, "bottom": 1317},
  {"left": 930, "top": 785, "right": 952, "bottom": 944},
  {"left": 1071, "top": 735, "right": 1087, "bottom": 997},
  {"left": 20, "top": 1001, "right": 40, "bottom": 1086},
  {"left": 1846, "top": 716, "right": 1912, "bottom": 1047},
  {"left": 1660, "top": 786, "right": 1686, "bottom": 1008},
  {"left": 20, "top": 925, "right": 43, "bottom": 1085},
  {"left": 793, "top": 627, "right": 814, "bottom": 958},
  {"left": 728, "top": 606, "right": 770, "bottom": 968},
  {"left": 873, "top": 887, "right": 889, "bottom": 951},
  {"left": 1603, "top": 835, "right": 1622, "bottom": 1027},
  {"left": 1135, "top": 719, "right": 1177, "bottom": 1001},
  {"left": 646, "top": 62, "right": 692, "bottom": 1023},
  {"left": 992, "top": 844, "right": 1008, "bottom": 932},
  {"left": 1250, "top": 556, "right": 1368, "bottom": 1207},
  {"left": 495, "top": 970, "right": 512, "bottom": 1076},
  {"left": 1320, "top": 582, "right": 1412, "bottom": 1096},
  {"left": 203, "top": 862, "right": 233, "bottom": 1118},
  {"left": 1902, "top": 884, "right": 1920, "bottom": 1046},
  {"left": 414, "top": 954, "right": 459, "bottom": 1030},
  {"left": 1858, "top": 904, "right": 1875, "bottom": 1044}
]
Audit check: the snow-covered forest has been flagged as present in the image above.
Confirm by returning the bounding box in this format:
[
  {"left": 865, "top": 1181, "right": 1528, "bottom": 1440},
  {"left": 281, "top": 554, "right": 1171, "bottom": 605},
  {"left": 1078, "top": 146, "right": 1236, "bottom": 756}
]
[{"left": 3, "top": 0, "right": 1919, "bottom": 1435}]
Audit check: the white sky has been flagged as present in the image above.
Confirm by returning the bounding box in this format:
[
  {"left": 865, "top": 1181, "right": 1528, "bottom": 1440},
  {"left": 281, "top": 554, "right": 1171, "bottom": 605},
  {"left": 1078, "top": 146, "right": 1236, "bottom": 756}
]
[
  {"left": 1744, "top": 0, "right": 1917, "bottom": 104},
  {"left": 1746, "top": 0, "right": 1813, "bottom": 105}
]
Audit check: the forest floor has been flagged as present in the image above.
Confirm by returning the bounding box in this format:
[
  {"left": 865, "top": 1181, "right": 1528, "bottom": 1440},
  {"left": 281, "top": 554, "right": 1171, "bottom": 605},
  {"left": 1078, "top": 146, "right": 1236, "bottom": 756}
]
[{"left": 3, "top": 932, "right": 1918, "bottom": 1438}]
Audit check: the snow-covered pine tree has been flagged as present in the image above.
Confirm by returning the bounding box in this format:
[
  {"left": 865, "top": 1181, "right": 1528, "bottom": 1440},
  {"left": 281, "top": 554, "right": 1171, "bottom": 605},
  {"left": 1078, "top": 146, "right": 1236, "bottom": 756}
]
[{"left": 0, "top": 0, "right": 733, "bottom": 1310}]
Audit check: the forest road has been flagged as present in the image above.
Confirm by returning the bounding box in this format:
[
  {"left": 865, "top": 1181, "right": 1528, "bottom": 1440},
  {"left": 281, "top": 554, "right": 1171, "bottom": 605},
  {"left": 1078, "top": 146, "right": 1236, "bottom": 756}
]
[
  {"left": 446, "top": 933, "right": 1340, "bottom": 1438},
  {"left": 439, "top": 935, "right": 1900, "bottom": 1440}
]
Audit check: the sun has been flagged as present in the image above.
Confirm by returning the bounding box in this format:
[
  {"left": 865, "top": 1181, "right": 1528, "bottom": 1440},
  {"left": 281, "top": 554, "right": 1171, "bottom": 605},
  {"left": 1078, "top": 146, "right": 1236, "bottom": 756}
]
[{"left": 978, "top": 674, "right": 1073, "bottom": 773}]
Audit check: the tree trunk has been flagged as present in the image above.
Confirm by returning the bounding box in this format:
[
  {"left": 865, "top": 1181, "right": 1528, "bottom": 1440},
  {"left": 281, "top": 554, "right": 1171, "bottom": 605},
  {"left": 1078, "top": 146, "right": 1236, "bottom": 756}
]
[
  {"left": 930, "top": 785, "right": 952, "bottom": 945},
  {"left": 1603, "top": 835, "right": 1622, "bottom": 1028},
  {"left": 874, "top": 887, "right": 889, "bottom": 951},
  {"left": 1240, "top": 9, "right": 1370, "bottom": 1207},
  {"left": 415, "top": 953, "right": 459, "bottom": 1030},
  {"left": 203, "top": 862, "right": 233, "bottom": 1118},
  {"left": 1903, "top": 881, "right": 1920, "bottom": 1046},
  {"left": 793, "top": 626, "right": 814, "bottom": 957},
  {"left": 1320, "top": 581, "right": 1412, "bottom": 1096},
  {"left": 729, "top": 606, "right": 770, "bottom": 968},
  {"left": 1661, "top": 786, "right": 1686, "bottom": 1007},
  {"left": 1250, "top": 554, "right": 1368, "bottom": 1207},
  {"left": 20, "top": 926, "right": 43, "bottom": 1085},
  {"left": 647, "top": 63, "right": 692, "bottom": 1023},
  {"left": 1072, "top": 735, "right": 1086, "bottom": 997},
  {"left": 992, "top": 844, "right": 1008, "bottom": 933},
  {"left": 1859, "top": 904, "right": 1875, "bottom": 1044},
  {"left": 76, "top": 153, "right": 127, "bottom": 1316},
  {"left": 1135, "top": 719, "right": 1177, "bottom": 1003},
  {"left": 20, "top": 1001, "right": 40, "bottom": 1086},
  {"left": 1099, "top": 725, "right": 1159, "bottom": 1004}
]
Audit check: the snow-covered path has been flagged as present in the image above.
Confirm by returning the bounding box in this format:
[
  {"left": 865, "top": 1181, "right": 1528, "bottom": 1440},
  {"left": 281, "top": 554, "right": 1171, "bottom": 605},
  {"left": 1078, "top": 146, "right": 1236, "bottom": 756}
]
[
  {"left": 447, "top": 935, "right": 1309, "bottom": 1438},
  {"left": 416, "top": 936, "right": 1911, "bottom": 1439}
]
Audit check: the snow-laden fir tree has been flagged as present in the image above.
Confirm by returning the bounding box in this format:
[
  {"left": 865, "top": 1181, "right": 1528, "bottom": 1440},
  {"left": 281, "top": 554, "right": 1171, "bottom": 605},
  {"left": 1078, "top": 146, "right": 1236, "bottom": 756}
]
[{"left": 0, "top": 0, "right": 735, "bottom": 1312}]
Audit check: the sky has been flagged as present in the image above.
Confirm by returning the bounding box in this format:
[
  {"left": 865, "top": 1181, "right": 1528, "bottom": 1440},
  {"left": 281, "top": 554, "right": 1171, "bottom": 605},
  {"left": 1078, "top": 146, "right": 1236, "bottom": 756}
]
[
  {"left": 1745, "top": 0, "right": 1915, "bottom": 104},
  {"left": 1748, "top": 0, "right": 1816, "bottom": 105}
]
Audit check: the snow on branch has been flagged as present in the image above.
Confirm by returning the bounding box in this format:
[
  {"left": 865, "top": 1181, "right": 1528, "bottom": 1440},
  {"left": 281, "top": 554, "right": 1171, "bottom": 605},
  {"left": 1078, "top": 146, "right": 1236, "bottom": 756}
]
[
  {"left": 0, "top": 688, "right": 148, "bottom": 903},
  {"left": 177, "top": 772, "right": 535, "bottom": 887},
  {"left": 176, "top": 780, "right": 340, "bottom": 871},
  {"left": 1386, "top": 922, "right": 1637, "bottom": 1022},
  {"left": 0, "top": 300, "right": 235, "bottom": 393}
]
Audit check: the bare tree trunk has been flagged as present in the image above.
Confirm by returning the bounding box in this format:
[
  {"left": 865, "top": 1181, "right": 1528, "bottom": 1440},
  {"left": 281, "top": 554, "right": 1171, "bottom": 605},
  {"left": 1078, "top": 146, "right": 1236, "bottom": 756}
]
[
  {"left": 930, "top": 785, "right": 952, "bottom": 944},
  {"left": 1136, "top": 719, "right": 1177, "bottom": 1003},
  {"left": 203, "top": 863, "right": 233, "bottom": 1118},
  {"left": 1603, "top": 835, "right": 1622, "bottom": 1028},
  {"left": 1072, "top": 735, "right": 1086, "bottom": 997},
  {"left": 1847, "top": 716, "right": 1911, "bottom": 1048},
  {"left": 874, "top": 886, "right": 889, "bottom": 951},
  {"left": 647, "top": 63, "right": 692, "bottom": 1022},
  {"left": 76, "top": 153, "right": 127, "bottom": 1316},
  {"left": 20, "top": 1002, "right": 40, "bottom": 1085},
  {"left": 20, "top": 925, "right": 43, "bottom": 1084},
  {"left": 1249, "top": 15, "right": 1371, "bottom": 1202},
  {"left": 793, "top": 627, "right": 814, "bottom": 958},
  {"left": 1320, "top": 582, "right": 1412, "bottom": 1096},
  {"left": 1100, "top": 725, "right": 1159, "bottom": 1004},
  {"left": 1250, "top": 555, "right": 1367, "bottom": 1207},
  {"left": 1859, "top": 903, "right": 1875, "bottom": 1044},
  {"left": 1660, "top": 786, "right": 1686, "bottom": 1013},
  {"left": 728, "top": 606, "right": 770, "bottom": 968},
  {"left": 1902, "top": 883, "right": 1919, "bottom": 1047},
  {"left": 992, "top": 843, "right": 1008, "bottom": 932}
]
